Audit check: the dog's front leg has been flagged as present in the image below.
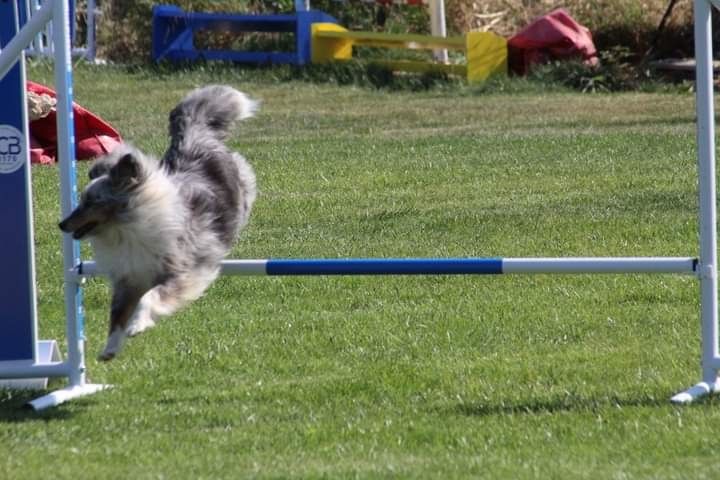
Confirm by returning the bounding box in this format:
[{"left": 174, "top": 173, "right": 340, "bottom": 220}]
[{"left": 99, "top": 282, "right": 146, "bottom": 361}]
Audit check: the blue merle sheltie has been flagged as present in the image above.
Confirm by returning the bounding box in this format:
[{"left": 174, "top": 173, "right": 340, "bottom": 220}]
[{"left": 59, "top": 85, "right": 258, "bottom": 361}]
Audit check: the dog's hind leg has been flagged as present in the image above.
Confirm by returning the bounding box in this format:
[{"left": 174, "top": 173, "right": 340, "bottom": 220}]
[
  {"left": 126, "top": 290, "right": 160, "bottom": 337},
  {"left": 99, "top": 281, "right": 146, "bottom": 361},
  {"left": 151, "top": 269, "right": 220, "bottom": 317},
  {"left": 126, "top": 270, "right": 217, "bottom": 337}
]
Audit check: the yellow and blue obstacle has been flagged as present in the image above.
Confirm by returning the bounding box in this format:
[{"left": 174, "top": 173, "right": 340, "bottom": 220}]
[{"left": 311, "top": 23, "right": 507, "bottom": 82}]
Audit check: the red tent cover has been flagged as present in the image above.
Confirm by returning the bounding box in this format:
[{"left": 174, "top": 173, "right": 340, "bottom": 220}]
[
  {"left": 508, "top": 9, "right": 598, "bottom": 75},
  {"left": 27, "top": 81, "right": 121, "bottom": 164}
]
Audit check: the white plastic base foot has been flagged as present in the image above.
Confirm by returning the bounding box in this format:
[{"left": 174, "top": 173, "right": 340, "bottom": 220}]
[
  {"left": 28, "top": 383, "right": 110, "bottom": 411},
  {"left": 670, "top": 381, "right": 719, "bottom": 404}
]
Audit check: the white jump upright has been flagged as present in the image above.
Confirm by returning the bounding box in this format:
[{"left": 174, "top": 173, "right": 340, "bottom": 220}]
[
  {"left": 0, "top": 0, "right": 106, "bottom": 410},
  {"left": 669, "top": 0, "right": 720, "bottom": 403},
  {"left": 21, "top": 0, "right": 98, "bottom": 62}
]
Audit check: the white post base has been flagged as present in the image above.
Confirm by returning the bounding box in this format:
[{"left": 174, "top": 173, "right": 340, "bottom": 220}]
[
  {"left": 670, "top": 380, "right": 720, "bottom": 404},
  {"left": 28, "top": 383, "right": 110, "bottom": 411}
]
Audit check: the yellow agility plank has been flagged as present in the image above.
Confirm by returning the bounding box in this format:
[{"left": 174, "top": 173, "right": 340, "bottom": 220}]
[
  {"left": 312, "top": 23, "right": 353, "bottom": 63},
  {"left": 312, "top": 23, "right": 508, "bottom": 83},
  {"left": 466, "top": 31, "right": 507, "bottom": 82},
  {"left": 315, "top": 29, "right": 465, "bottom": 51}
]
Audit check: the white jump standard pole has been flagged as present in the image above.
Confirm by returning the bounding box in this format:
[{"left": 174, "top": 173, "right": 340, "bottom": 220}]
[
  {"left": 670, "top": 0, "right": 720, "bottom": 404},
  {"left": 0, "top": 0, "right": 53, "bottom": 79},
  {"left": 27, "top": 0, "right": 108, "bottom": 411}
]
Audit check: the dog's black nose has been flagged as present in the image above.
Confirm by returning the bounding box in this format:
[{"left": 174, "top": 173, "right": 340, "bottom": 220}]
[{"left": 58, "top": 219, "right": 68, "bottom": 232}]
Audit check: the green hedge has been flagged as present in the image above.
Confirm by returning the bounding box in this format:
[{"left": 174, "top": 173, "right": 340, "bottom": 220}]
[
  {"left": 98, "top": 0, "right": 431, "bottom": 63},
  {"left": 96, "top": 0, "right": 694, "bottom": 64}
]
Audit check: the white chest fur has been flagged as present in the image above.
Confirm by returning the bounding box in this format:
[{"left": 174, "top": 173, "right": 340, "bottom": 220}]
[{"left": 90, "top": 174, "right": 183, "bottom": 287}]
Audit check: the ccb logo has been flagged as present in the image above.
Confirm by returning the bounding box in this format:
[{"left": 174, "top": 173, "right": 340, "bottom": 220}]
[{"left": 0, "top": 125, "right": 25, "bottom": 174}]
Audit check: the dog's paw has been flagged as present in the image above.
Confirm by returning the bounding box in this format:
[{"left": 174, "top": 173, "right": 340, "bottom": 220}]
[
  {"left": 126, "top": 318, "right": 156, "bottom": 337},
  {"left": 97, "top": 350, "right": 116, "bottom": 362},
  {"left": 99, "top": 329, "right": 125, "bottom": 361}
]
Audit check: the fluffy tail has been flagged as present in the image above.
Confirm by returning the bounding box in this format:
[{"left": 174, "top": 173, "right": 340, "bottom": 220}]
[{"left": 164, "top": 85, "right": 258, "bottom": 168}]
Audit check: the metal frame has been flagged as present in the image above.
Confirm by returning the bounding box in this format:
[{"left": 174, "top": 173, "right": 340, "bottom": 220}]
[
  {"left": 669, "top": 0, "right": 720, "bottom": 403},
  {"left": 0, "top": 0, "right": 107, "bottom": 410},
  {"left": 1, "top": 0, "right": 719, "bottom": 407},
  {"left": 22, "top": 0, "right": 97, "bottom": 62},
  {"left": 428, "top": 0, "right": 448, "bottom": 63},
  {"left": 85, "top": 0, "right": 720, "bottom": 402}
]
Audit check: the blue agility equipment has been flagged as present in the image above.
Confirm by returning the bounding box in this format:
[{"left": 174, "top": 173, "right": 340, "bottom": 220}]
[
  {"left": 0, "top": 0, "right": 106, "bottom": 409},
  {"left": 0, "top": 1, "right": 37, "bottom": 365},
  {"left": 152, "top": 4, "right": 338, "bottom": 65}
]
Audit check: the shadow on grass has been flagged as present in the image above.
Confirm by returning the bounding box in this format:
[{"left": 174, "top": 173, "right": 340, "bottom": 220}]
[{"left": 448, "top": 393, "right": 719, "bottom": 417}]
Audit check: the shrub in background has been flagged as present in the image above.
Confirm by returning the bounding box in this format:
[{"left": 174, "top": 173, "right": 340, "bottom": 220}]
[
  {"left": 95, "top": 0, "right": 697, "bottom": 69},
  {"left": 98, "top": 1, "right": 253, "bottom": 62},
  {"left": 526, "top": 47, "right": 651, "bottom": 93},
  {"left": 97, "top": 0, "right": 431, "bottom": 62}
]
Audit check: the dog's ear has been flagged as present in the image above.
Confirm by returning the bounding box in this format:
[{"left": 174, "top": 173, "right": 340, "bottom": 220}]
[
  {"left": 89, "top": 158, "right": 113, "bottom": 179},
  {"left": 109, "top": 153, "right": 142, "bottom": 189}
]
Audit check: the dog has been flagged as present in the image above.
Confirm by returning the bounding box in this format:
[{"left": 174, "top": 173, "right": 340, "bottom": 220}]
[{"left": 59, "top": 85, "right": 258, "bottom": 361}]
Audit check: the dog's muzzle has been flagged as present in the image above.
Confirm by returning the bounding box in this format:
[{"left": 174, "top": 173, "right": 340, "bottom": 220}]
[{"left": 59, "top": 209, "right": 99, "bottom": 239}]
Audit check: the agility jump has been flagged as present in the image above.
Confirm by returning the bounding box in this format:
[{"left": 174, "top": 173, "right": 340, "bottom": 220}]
[
  {"left": 0, "top": 0, "right": 106, "bottom": 410},
  {"left": 1, "top": 0, "right": 719, "bottom": 408}
]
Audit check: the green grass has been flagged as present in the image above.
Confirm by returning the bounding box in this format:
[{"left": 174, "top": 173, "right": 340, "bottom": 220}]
[{"left": 1, "top": 63, "right": 718, "bottom": 479}]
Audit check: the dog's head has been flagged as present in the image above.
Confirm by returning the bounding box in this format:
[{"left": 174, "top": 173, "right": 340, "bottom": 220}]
[{"left": 59, "top": 147, "right": 147, "bottom": 240}]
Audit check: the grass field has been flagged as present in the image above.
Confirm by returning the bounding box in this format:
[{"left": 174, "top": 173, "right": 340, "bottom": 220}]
[{"left": 2, "top": 63, "right": 719, "bottom": 479}]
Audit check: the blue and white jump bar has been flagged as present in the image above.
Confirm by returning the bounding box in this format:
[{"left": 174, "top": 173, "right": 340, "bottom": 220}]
[{"left": 79, "top": 257, "right": 699, "bottom": 277}]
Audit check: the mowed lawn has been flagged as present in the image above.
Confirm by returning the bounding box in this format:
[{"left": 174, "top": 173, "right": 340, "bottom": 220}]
[{"left": 2, "top": 64, "right": 719, "bottom": 479}]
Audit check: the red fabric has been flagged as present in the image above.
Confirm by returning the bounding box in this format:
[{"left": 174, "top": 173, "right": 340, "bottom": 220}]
[
  {"left": 27, "top": 81, "right": 122, "bottom": 164},
  {"left": 508, "top": 9, "right": 598, "bottom": 75}
]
